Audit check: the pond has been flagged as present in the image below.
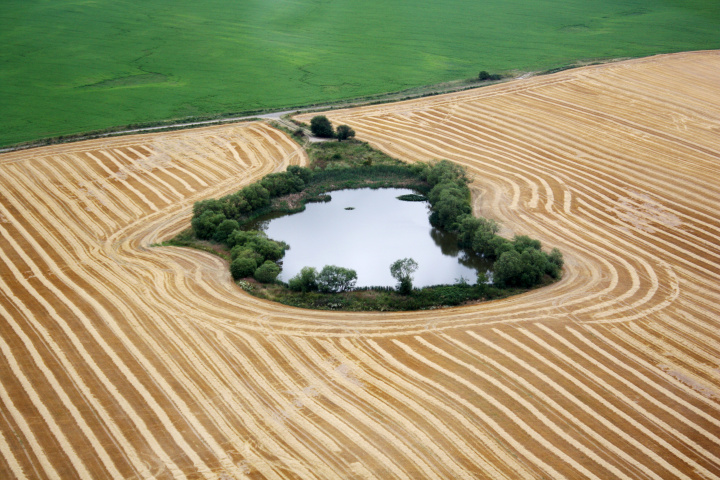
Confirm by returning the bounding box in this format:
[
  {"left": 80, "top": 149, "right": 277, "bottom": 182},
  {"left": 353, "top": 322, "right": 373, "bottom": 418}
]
[{"left": 245, "top": 188, "right": 493, "bottom": 288}]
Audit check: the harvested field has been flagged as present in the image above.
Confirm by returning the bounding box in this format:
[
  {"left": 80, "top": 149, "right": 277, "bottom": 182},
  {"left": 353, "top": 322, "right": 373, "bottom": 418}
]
[{"left": 1, "top": 50, "right": 720, "bottom": 479}]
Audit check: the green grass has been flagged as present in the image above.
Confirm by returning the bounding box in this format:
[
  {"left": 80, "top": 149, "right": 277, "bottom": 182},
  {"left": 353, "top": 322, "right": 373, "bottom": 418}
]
[
  {"left": 245, "top": 281, "right": 522, "bottom": 312},
  {"left": 2, "top": 0, "right": 720, "bottom": 146}
]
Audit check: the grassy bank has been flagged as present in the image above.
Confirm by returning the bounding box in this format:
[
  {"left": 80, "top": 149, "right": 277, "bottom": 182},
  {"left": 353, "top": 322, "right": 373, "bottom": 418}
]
[
  {"left": 243, "top": 280, "right": 535, "bottom": 312},
  {"left": 3, "top": 0, "right": 720, "bottom": 147}
]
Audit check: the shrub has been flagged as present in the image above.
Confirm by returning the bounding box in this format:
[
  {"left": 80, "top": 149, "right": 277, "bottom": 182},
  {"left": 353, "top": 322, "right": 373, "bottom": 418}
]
[
  {"left": 310, "top": 115, "right": 334, "bottom": 138},
  {"left": 230, "top": 256, "right": 257, "bottom": 279},
  {"left": 240, "top": 183, "right": 270, "bottom": 210},
  {"left": 191, "top": 211, "right": 226, "bottom": 240},
  {"left": 478, "top": 71, "right": 502, "bottom": 81},
  {"left": 230, "top": 246, "right": 263, "bottom": 265},
  {"left": 213, "top": 220, "right": 239, "bottom": 244},
  {"left": 254, "top": 260, "right": 281, "bottom": 283},
  {"left": 336, "top": 124, "right": 356, "bottom": 141},
  {"left": 287, "top": 165, "right": 313, "bottom": 184},
  {"left": 227, "top": 229, "right": 263, "bottom": 249},
  {"left": 470, "top": 218, "right": 502, "bottom": 258},
  {"left": 547, "top": 247, "right": 564, "bottom": 278},
  {"left": 518, "top": 248, "right": 548, "bottom": 287},
  {"left": 513, "top": 235, "right": 541, "bottom": 252},
  {"left": 317, "top": 265, "right": 357, "bottom": 293},
  {"left": 288, "top": 266, "right": 319, "bottom": 292},
  {"left": 493, "top": 249, "right": 523, "bottom": 288},
  {"left": 250, "top": 237, "right": 287, "bottom": 262},
  {"left": 494, "top": 248, "right": 550, "bottom": 288}
]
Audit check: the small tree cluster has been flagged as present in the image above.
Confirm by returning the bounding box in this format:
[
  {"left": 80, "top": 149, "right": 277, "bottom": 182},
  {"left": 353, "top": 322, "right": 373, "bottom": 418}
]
[
  {"left": 310, "top": 115, "right": 355, "bottom": 141},
  {"left": 493, "top": 242, "right": 564, "bottom": 288},
  {"left": 416, "top": 159, "right": 563, "bottom": 289},
  {"left": 288, "top": 265, "right": 358, "bottom": 293},
  {"left": 416, "top": 160, "right": 472, "bottom": 231},
  {"left": 192, "top": 165, "right": 312, "bottom": 240},
  {"left": 335, "top": 124, "right": 356, "bottom": 141},
  {"left": 318, "top": 265, "right": 357, "bottom": 292},
  {"left": 288, "top": 266, "right": 319, "bottom": 292},
  {"left": 226, "top": 230, "right": 287, "bottom": 283},
  {"left": 478, "top": 71, "right": 503, "bottom": 81}
]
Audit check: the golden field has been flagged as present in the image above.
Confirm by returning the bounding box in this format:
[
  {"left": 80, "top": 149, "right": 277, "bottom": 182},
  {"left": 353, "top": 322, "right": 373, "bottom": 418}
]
[{"left": 0, "top": 51, "right": 719, "bottom": 479}]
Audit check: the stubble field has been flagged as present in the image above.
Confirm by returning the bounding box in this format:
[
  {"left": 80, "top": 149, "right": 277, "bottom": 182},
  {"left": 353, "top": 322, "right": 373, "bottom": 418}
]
[{"left": 0, "top": 51, "right": 719, "bottom": 479}]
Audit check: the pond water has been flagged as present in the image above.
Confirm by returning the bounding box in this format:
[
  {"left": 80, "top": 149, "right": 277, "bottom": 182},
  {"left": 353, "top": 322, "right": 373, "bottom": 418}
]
[{"left": 246, "top": 188, "right": 493, "bottom": 288}]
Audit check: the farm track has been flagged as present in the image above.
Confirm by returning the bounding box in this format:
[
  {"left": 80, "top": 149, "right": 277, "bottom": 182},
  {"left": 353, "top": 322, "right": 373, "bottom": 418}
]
[{"left": 0, "top": 50, "right": 719, "bottom": 479}]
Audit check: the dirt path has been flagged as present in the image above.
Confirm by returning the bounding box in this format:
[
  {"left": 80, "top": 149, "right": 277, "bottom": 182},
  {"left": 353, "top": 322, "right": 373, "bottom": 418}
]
[{"left": 0, "top": 51, "right": 719, "bottom": 479}]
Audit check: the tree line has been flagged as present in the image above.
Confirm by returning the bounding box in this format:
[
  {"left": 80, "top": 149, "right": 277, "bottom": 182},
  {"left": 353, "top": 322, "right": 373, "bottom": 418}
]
[
  {"left": 417, "top": 159, "right": 563, "bottom": 288},
  {"left": 184, "top": 146, "right": 563, "bottom": 302}
]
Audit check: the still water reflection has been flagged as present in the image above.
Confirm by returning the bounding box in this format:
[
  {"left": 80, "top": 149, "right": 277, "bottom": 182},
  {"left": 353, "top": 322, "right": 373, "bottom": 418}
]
[{"left": 246, "top": 188, "right": 492, "bottom": 287}]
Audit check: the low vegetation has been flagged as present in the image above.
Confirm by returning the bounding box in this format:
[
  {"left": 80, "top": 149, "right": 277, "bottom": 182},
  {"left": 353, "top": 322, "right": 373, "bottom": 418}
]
[
  {"left": 478, "top": 71, "right": 504, "bottom": 81},
  {"left": 169, "top": 123, "right": 563, "bottom": 311},
  {"left": 5, "top": 0, "right": 720, "bottom": 147}
]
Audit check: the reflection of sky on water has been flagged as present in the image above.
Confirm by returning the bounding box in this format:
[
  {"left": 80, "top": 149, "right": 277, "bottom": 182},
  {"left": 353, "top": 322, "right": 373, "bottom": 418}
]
[{"left": 257, "top": 188, "right": 492, "bottom": 287}]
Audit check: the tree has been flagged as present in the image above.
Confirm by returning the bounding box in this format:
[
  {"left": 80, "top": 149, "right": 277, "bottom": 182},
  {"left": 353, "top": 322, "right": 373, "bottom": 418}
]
[
  {"left": 493, "top": 249, "right": 523, "bottom": 288},
  {"left": 317, "top": 265, "right": 357, "bottom": 293},
  {"left": 390, "top": 258, "right": 418, "bottom": 295},
  {"left": 430, "top": 192, "right": 470, "bottom": 230},
  {"left": 230, "top": 256, "right": 257, "bottom": 280},
  {"left": 288, "top": 266, "right": 319, "bottom": 292},
  {"left": 231, "top": 246, "right": 263, "bottom": 265},
  {"left": 494, "top": 248, "right": 549, "bottom": 288},
  {"left": 227, "top": 229, "right": 262, "bottom": 249},
  {"left": 310, "top": 115, "right": 334, "bottom": 138},
  {"left": 336, "top": 124, "right": 355, "bottom": 141},
  {"left": 287, "top": 165, "right": 313, "bottom": 183},
  {"left": 191, "top": 210, "right": 226, "bottom": 240},
  {"left": 246, "top": 236, "right": 287, "bottom": 262},
  {"left": 193, "top": 198, "right": 223, "bottom": 218},
  {"left": 425, "top": 159, "right": 469, "bottom": 187},
  {"left": 518, "top": 248, "right": 548, "bottom": 287},
  {"left": 254, "top": 260, "right": 281, "bottom": 283},
  {"left": 546, "top": 247, "right": 564, "bottom": 278},
  {"left": 471, "top": 218, "right": 502, "bottom": 258},
  {"left": 490, "top": 236, "right": 514, "bottom": 258},
  {"left": 213, "top": 219, "right": 239, "bottom": 244},
  {"left": 240, "top": 183, "right": 270, "bottom": 210},
  {"left": 513, "top": 235, "right": 541, "bottom": 253}
]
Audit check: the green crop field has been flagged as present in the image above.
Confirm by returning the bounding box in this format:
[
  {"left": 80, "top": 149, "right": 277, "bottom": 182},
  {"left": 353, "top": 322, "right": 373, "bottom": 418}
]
[{"left": 2, "top": 0, "right": 719, "bottom": 147}]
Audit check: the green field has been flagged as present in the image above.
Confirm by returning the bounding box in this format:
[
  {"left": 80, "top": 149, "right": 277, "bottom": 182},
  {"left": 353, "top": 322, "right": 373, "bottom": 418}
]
[{"left": 2, "top": 0, "right": 719, "bottom": 147}]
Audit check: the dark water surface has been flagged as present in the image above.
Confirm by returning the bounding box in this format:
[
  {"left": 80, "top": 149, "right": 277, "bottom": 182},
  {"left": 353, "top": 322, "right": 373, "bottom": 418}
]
[{"left": 247, "top": 188, "right": 492, "bottom": 287}]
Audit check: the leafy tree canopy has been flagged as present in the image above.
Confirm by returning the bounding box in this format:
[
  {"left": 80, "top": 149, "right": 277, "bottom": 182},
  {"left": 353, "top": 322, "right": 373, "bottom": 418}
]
[
  {"left": 254, "top": 260, "right": 281, "bottom": 283},
  {"left": 310, "top": 115, "right": 335, "bottom": 138},
  {"left": 230, "top": 256, "right": 257, "bottom": 280},
  {"left": 336, "top": 124, "right": 356, "bottom": 141},
  {"left": 390, "top": 258, "right": 418, "bottom": 295},
  {"left": 317, "top": 265, "right": 357, "bottom": 293},
  {"left": 288, "top": 266, "right": 319, "bottom": 292}
]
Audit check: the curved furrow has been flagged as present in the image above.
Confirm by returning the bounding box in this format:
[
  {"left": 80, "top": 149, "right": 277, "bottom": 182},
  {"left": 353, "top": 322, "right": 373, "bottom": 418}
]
[{"left": 1, "top": 53, "right": 720, "bottom": 478}]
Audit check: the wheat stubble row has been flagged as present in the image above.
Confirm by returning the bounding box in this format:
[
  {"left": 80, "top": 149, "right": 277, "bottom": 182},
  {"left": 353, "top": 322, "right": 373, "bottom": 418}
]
[{"left": 0, "top": 51, "right": 718, "bottom": 478}]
